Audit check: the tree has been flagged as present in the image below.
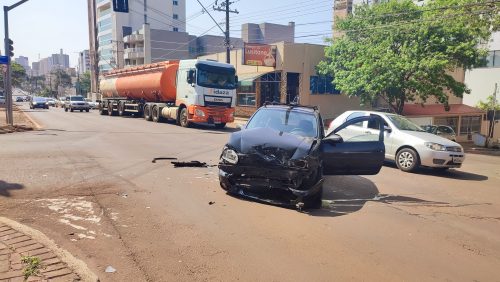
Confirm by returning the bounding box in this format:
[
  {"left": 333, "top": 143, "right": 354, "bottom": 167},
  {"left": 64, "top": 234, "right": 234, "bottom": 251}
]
[
  {"left": 0, "top": 62, "right": 27, "bottom": 88},
  {"left": 477, "top": 94, "right": 500, "bottom": 111},
  {"left": 318, "top": 0, "right": 500, "bottom": 114},
  {"left": 79, "top": 71, "right": 91, "bottom": 95}
]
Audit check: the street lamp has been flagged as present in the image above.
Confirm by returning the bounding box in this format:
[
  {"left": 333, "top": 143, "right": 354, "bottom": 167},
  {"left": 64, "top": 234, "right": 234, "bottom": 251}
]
[{"left": 3, "top": 0, "right": 29, "bottom": 126}]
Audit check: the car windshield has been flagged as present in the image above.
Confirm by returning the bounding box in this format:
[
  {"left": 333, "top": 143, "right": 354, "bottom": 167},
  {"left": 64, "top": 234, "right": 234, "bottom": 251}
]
[
  {"left": 197, "top": 67, "right": 236, "bottom": 90},
  {"left": 388, "top": 115, "right": 425, "bottom": 132},
  {"left": 33, "top": 97, "right": 46, "bottom": 102},
  {"left": 70, "top": 96, "right": 84, "bottom": 101},
  {"left": 422, "top": 125, "right": 436, "bottom": 133},
  {"left": 246, "top": 108, "right": 318, "bottom": 138}
]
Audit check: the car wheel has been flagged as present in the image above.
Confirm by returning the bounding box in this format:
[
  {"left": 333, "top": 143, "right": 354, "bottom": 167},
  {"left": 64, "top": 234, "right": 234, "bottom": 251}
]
[
  {"left": 179, "top": 107, "right": 191, "bottom": 128},
  {"left": 80, "top": 109, "right": 83, "bottom": 112},
  {"left": 64, "top": 107, "right": 68, "bottom": 112},
  {"left": 396, "top": 148, "right": 420, "bottom": 172},
  {"left": 86, "top": 109, "right": 90, "bottom": 112},
  {"left": 214, "top": 123, "right": 226, "bottom": 129},
  {"left": 303, "top": 186, "right": 323, "bottom": 209},
  {"left": 70, "top": 108, "right": 74, "bottom": 112}
]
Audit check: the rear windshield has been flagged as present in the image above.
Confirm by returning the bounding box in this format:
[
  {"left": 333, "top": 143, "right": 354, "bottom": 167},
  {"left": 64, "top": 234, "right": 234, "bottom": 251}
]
[
  {"left": 70, "top": 96, "right": 84, "bottom": 101},
  {"left": 33, "top": 97, "right": 46, "bottom": 102}
]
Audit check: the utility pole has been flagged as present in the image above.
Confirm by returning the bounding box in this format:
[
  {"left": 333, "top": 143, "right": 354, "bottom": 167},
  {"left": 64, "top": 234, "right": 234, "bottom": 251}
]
[
  {"left": 213, "top": 0, "right": 238, "bottom": 64},
  {"left": 3, "top": 0, "right": 29, "bottom": 126},
  {"left": 144, "top": 0, "right": 148, "bottom": 25}
]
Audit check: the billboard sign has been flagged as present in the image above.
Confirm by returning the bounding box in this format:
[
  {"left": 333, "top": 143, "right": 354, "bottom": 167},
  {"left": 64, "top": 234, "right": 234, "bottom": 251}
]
[{"left": 243, "top": 43, "right": 277, "bottom": 67}]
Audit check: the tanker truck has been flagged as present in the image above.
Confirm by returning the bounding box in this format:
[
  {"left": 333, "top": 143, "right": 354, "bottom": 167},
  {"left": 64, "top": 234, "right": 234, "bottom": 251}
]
[{"left": 99, "top": 59, "right": 237, "bottom": 128}]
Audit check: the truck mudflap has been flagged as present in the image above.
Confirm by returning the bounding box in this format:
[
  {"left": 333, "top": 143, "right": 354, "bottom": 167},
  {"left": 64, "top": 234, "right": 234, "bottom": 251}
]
[{"left": 188, "top": 105, "right": 235, "bottom": 123}]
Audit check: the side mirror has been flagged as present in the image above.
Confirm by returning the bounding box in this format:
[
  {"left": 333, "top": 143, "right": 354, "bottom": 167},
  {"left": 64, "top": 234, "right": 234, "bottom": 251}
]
[
  {"left": 235, "top": 75, "right": 239, "bottom": 85},
  {"left": 384, "top": 126, "right": 392, "bottom": 133},
  {"left": 324, "top": 134, "right": 343, "bottom": 143},
  {"left": 187, "top": 69, "right": 195, "bottom": 84}
]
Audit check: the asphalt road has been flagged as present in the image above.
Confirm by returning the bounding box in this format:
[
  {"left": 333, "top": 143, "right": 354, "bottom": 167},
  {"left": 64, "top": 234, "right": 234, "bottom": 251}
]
[{"left": 1, "top": 104, "right": 500, "bottom": 281}]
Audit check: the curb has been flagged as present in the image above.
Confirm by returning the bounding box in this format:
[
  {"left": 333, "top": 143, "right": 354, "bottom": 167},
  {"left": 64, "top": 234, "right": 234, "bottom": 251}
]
[
  {"left": 19, "top": 108, "right": 43, "bottom": 130},
  {"left": 0, "top": 217, "right": 99, "bottom": 282}
]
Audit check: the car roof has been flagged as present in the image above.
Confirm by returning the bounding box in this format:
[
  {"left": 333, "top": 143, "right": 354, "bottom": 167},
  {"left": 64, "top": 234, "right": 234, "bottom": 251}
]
[
  {"left": 342, "top": 110, "right": 399, "bottom": 117},
  {"left": 260, "top": 104, "right": 318, "bottom": 114}
]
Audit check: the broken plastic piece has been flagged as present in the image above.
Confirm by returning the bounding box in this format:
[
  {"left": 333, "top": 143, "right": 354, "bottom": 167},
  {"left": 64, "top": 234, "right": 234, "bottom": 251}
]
[
  {"left": 105, "top": 266, "right": 116, "bottom": 273},
  {"left": 171, "top": 161, "right": 207, "bottom": 168},
  {"left": 152, "top": 157, "right": 178, "bottom": 163},
  {"left": 208, "top": 201, "right": 215, "bottom": 205}
]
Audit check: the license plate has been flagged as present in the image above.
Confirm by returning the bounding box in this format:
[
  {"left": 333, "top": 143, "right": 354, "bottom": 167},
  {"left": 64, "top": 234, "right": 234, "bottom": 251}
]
[
  {"left": 213, "top": 117, "right": 221, "bottom": 124},
  {"left": 453, "top": 156, "right": 464, "bottom": 163}
]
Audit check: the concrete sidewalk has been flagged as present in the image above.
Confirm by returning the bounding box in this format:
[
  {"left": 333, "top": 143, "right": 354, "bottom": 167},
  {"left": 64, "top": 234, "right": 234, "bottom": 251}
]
[{"left": 0, "top": 218, "right": 97, "bottom": 282}]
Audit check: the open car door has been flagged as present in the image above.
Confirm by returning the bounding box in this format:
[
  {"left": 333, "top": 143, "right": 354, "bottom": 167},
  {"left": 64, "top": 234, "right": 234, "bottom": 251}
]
[{"left": 320, "top": 115, "right": 385, "bottom": 175}]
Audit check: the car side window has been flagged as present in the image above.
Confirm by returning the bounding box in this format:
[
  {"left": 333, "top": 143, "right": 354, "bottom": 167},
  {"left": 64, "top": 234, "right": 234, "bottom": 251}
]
[
  {"left": 345, "top": 112, "right": 365, "bottom": 127},
  {"left": 367, "top": 115, "right": 388, "bottom": 130},
  {"left": 439, "top": 126, "right": 453, "bottom": 134}
]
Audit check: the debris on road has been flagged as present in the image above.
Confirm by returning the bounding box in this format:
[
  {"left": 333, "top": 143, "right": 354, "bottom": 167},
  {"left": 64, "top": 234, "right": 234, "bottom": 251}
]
[
  {"left": 209, "top": 201, "right": 215, "bottom": 205},
  {"left": 152, "top": 157, "right": 178, "bottom": 163},
  {"left": 172, "top": 160, "right": 207, "bottom": 168},
  {"left": 105, "top": 266, "right": 117, "bottom": 273},
  {"left": 120, "top": 193, "right": 128, "bottom": 198}
]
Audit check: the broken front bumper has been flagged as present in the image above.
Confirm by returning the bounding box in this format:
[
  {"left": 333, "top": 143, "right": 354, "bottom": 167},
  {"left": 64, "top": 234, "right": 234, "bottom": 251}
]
[{"left": 218, "top": 163, "right": 322, "bottom": 198}]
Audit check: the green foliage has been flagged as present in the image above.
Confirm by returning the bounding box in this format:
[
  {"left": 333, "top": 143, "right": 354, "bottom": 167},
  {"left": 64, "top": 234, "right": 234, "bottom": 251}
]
[
  {"left": 318, "top": 0, "right": 500, "bottom": 114},
  {"left": 79, "top": 71, "right": 91, "bottom": 95},
  {"left": 21, "top": 255, "right": 44, "bottom": 280},
  {"left": 477, "top": 95, "right": 500, "bottom": 110}
]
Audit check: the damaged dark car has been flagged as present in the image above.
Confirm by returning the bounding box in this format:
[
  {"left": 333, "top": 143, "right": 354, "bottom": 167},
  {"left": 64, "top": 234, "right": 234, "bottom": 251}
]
[{"left": 218, "top": 104, "right": 386, "bottom": 210}]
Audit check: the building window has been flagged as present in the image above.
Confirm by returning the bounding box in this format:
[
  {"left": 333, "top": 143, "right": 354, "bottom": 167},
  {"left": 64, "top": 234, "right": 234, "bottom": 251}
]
[
  {"left": 460, "top": 116, "right": 482, "bottom": 136},
  {"left": 173, "top": 0, "right": 179, "bottom": 5},
  {"left": 173, "top": 27, "right": 179, "bottom": 32},
  {"left": 173, "top": 14, "right": 178, "bottom": 20},
  {"left": 310, "top": 75, "right": 340, "bottom": 94},
  {"left": 484, "top": 50, "right": 500, "bottom": 68},
  {"left": 237, "top": 81, "right": 256, "bottom": 106},
  {"left": 434, "top": 116, "right": 459, "bottom": 134}
]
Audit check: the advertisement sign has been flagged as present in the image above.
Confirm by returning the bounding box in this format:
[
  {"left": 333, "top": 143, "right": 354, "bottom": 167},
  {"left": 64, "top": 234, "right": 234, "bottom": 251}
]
[{"left": 243, "top": 43, "right": 277, "bottom": 67}]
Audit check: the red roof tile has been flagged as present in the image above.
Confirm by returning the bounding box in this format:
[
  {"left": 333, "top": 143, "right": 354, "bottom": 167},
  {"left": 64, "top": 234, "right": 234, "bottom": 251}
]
[{"left": 402, "top": 104, "right": 485, "bottom": 117}]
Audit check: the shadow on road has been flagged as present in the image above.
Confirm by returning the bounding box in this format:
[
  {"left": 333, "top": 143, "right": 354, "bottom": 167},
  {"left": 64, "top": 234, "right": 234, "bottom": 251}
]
[
  {"left": 0, "top": 180, "right": 24, "bottom": 197},
  {"left": 307, "top": 175, "right": 447, "bottom": 217},
  {"left": 383, "top": 162, "right": 488, "bottom": 181}
]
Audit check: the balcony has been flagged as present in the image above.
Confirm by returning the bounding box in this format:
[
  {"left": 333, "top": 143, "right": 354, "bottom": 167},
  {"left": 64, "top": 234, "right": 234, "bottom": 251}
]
[
  {"left": 123, "top": 34, "right": 144, "bottom": 43},
  {"left": 124, "top": 47, "right": 145, "bottom": 60}
]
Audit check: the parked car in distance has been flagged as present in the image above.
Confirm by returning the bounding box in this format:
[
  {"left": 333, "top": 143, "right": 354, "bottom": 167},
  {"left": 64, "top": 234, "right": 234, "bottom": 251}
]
[
  {"left": 85, "top": 98, "right": 98, "bottom": 109},
  {"left": 0, "top": 95, "right": 5, "bottom": 104},
  {"left": 30, "top": 97, "right": 49, "bottom": 109},
  {"left": 219, "top": 104, "right": 385, "bottom": 210},
  {"left": 328, "top": 111, "right": 465, "bottom": 172},
  {"left": 64, "top": 96, "right": 90, "bottom": 112},
  {"left": 422, "top": 125, "right": 457, "bottom": 141},
  {"left": 46, "top": 98, "right": 56, "bottom": 107},
  {"left": 16, "top": 96, "right": 24, "bottom": 102}
]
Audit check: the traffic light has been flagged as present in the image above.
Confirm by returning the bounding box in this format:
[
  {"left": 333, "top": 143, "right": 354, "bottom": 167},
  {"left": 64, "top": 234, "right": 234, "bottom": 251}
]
[{"left": 7, "top": 38, "right": 14, "bottom": 57}]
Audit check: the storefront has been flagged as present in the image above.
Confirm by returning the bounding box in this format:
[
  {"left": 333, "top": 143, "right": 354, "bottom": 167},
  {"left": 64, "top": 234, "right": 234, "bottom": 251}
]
[{"left": 199, "top": 42, "right": 365, "bottom": 119}]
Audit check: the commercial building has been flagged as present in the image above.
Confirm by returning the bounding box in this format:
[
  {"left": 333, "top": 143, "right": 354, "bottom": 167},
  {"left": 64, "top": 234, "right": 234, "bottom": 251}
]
[
  {"left": 242, "top": 22, "right": 295, "bottom": 44},
  {"left": 78, "top": 50, "right": 91, "bottom": 74},
  {"left": 199, "top": 42, "right": 365, "bottom": 120},
  {"left": 31, "top": 62, "right": 40, "bottom": 77},
  {"left": 91, "top": 0, "right": 186, "bottom": 74},
  {"left": 51, "top": 49, "right": 70, "bottom": 69},
  {"left": 14, "top": 56, "right": 30, "bottom": 73}
]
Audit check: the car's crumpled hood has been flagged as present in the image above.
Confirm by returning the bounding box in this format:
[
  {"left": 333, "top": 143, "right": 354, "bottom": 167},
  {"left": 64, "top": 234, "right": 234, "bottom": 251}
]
[
  {"left": 227, "top": 127, "right": 315, "bottom": 164},
  {"left": 401, "top": 130, "right": 461, "bottom": 147}
]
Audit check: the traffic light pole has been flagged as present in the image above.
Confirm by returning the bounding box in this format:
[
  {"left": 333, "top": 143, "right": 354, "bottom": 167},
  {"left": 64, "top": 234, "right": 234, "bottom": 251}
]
[{"left": 3, "top": 0, "right": 29, "bottom": 126}]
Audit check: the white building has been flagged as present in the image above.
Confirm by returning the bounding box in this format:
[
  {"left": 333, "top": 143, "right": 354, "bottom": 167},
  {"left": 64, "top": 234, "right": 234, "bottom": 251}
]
[
  {"left": 78, "top": 50, "right": 91, "bottom": 74},
  {"left": 93, "top": 0, "right": 186, "bottom": 73}
]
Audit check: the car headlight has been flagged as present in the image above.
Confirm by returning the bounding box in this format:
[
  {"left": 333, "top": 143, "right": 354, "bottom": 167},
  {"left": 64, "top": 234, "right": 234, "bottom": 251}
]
[
  {"left": 195, "top": 109, "right": 205, "bottom": 117},
  {"left": 221, "top": 148, "right": 238, "bottom": 164},
  {"left": 425, "top": 142, "right": 447, "bottom": 151}
]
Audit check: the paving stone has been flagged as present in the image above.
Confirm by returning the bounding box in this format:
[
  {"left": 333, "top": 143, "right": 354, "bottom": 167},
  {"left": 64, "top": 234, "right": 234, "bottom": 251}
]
[
  {"left": 0, "top": 243, "right": 7, "bottom": 249},
  {"left": 0, "top": 227, "right": 11, "bottom": 232},
  {"left": 21, "top": 248, "right": 51, "bottom": 257},
  {"left": 0, "top": 255, "right": 7, "bottom": 261},
  {"left": 47, "top": 273, "right": 79, "bottom": 282},
  {"left": 10, "top": 263, "right": 24, "bottom": 271},
  {"left": 0, "top": 270, "right": 23, "bottom": 280},
  {"left": 3, "top": 235, "right": 31, "bottom": 245},
  {"left": 0, "top": 249, "right": 10, "bottom": 256},
  {"left": 0, "top": 258, "right": 8, "bottom": 272},
  {"left": 39, "top": 258, "right": 61, "bottom": 266},
  {"left": 40, "top": 263, "right": 66, "bottom": 273},
  {"left": 0, "top": 230, "right": 16, "bottom": 238},
  {"left": 43, "top": 268, "right": 73, "bottom": 279},
  {"left": 10, "top": 240, "right": 37, "bottom": 249},
  {"left": 36, "top": 253, "right": 57, "bottom": 261},
  {"left": 9, "top": 253, "right": 21, "bottom": 264},
  {"left": 16, "top": 244, "right": 44, "bottom": 254}
]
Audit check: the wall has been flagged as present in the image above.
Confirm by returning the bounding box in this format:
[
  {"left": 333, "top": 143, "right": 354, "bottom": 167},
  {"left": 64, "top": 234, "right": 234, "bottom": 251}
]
[
  {"left": 463, "top": 67, "right": 500, "bottom": 107},
  {"left": 150, "top": 29, "right": 190, "bottom": 61}
]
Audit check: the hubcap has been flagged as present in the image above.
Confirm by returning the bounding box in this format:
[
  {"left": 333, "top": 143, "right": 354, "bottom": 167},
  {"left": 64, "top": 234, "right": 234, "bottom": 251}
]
[{"left": 398, "top": 152, "right": 414, "bottom": 168}]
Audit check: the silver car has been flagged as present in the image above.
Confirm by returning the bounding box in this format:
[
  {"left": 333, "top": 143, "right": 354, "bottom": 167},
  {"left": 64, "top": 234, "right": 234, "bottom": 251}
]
[{"left": 328, "top": 111, "right": 465, "bottom": 172}]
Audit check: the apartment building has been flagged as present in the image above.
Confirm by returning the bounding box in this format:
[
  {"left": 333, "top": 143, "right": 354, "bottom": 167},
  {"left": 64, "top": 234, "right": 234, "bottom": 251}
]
[
  {"left": 78, "top": 50, "right": 91, "bottom": 74},
  {"left": 241, "top": 22, "right": 295, "bottom": 44}
]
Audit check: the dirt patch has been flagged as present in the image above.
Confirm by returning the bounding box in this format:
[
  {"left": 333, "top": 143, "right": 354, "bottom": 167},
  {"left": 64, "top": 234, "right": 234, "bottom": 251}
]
[{"left": 0, "top": 104, "right": 35, "bottom": 134}]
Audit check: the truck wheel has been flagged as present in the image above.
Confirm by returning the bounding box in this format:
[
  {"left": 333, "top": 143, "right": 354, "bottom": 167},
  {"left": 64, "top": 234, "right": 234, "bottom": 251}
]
[
  {"left": 179, "top": 107, "right": 191, "bottom": 128},
  {"left": 64, "top": 107, "right": 68, "bottom": 112},
  {"left": 144, "top": 105, "right": 152, "bottom": 121},
  {"left": 152, "top": 106, "right": 162, "bottom": 123},
  {"left": 99, "top": 104, "right": 107, "bottom": 115},
  {"left": 86, "top": 109, "right": 90, "bottom": 112},
  {"left": 107, "top": 103, "right": 114, "bottom": 116},
  {"left": 215, "top": 123, "right": 226, "bottom": 129},
  {"left": 118, "top": 101, "right": 126, "bottom": 116},
  {"left": 70, "top": 108, "right": 74, "bottom": 112}
]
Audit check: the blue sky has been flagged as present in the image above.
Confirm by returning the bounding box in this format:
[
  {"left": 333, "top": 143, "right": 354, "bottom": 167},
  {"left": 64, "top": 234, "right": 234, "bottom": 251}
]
[{"left": 1, "top": 0, "right": 333, "bottom": 67}]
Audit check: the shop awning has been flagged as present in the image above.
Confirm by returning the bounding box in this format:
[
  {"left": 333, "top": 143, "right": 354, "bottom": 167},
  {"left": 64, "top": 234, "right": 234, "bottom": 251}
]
[
  {"left": 238, "top": 71, "right": 276, "bottom": 86},
  {"left": 402, "top": 104, "right": 485, "bottom": 117}
]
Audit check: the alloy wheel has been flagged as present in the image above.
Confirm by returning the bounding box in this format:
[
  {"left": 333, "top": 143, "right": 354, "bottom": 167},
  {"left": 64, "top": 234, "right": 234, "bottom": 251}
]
[{"left": 398, "top": 151, "right": 414, "bottom": 169}]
